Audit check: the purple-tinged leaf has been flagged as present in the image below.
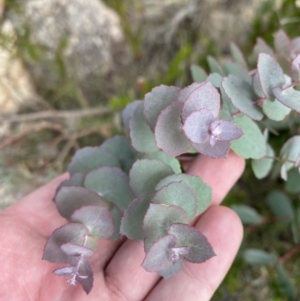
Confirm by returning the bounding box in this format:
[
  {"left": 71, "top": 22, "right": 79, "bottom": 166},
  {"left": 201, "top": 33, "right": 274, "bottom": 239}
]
[
  {"left": 122, "top": 100, "right": 142, "bottom": 135},
  {"left": 291, "top": 54, "right": 300, "bottom": 82},
  {"left": 274, "top": 29, "right": 291, "bottom": 59},
  {"left": 76, "top": 257, "right": 94, "bottom": 294},
  {"left": 207, "top": 73, "right": 223, "bottom": 88},
  {"left": 43, "top": 223, "right": 89, "bottom": 263},
  {"left": 56, "top": 173, "right": 85, "bottom": 193},
  {"left": 280, "top": 136, "right": 300, "bottom": 180},
  {"left": 109, "top": 204, "right": 122, "bottom": 240},
  {"left": 55, "top": 187, "right": 108, "bottom": 220},
  {"left": 207, "top": 56, "right": 224, "bottom": 75},
  {"left": 223, "top": 62, "right": 251, "bottom": 84},
  {"left": 273, "top": 87, "right": 300, "bottom": 113},
  {"left": 158, "top": 259, "right": 183, "bottom": 278},
  {"left": 190, "top": 65, "right": 207, "bottom": 82},
  {"left": 155, "top": 174, "right": 212, "bottom": 216},
  {"left": 183, "top": 109, "right": 214, "bottom": 144},
  {"left": 101, "top": 136, "right": 137, "bottom": 173},
  {"left": 155, "top": 101, "right": 191, "bottom": 157},
  {"left": 71, "top": 205, "right": 114, "bottom": 239},
  {"left": 142, "top": 151, "right": 181, "bottom": 174},
  {"left": 168, "top": 223, "right": 215, "bottom": 263},
  {"left": 120, "top": 192, "right": 155, "bottom": 240},
  {"left": 230, "top": 42, "right": 248, "bottom": 68},
  {"left": 292, "top": 37, "right": 300, "bottom": 57},
  {"left": 176, "top": 82, "right": 201, "bottom": 102},
  {"left": 254, "top": 38, "right": 274, "bottom": 56},
  {"left": 222, "top": 75, "right": 263, "bottom": 120},
  {"left": 68, "top": 146, "right": 120, "bottom": 175},
  {"left": 61, "top": 243, "right": 94, "bottom": 257},
  {"left": 209, "top": 119, "right": 243, "bottom": 142},
  {"left": 192, "top": 140, "right": 231, "bottom": 158},
  {"left": 143, "top": 204, "right": 188, "bottom": 251},
  {"left": 262, "top": 98, "right": 291, "bottom": 121},
  {"left": 231, "top": 114, "right": 266, "bottom": 159},
  {"left": 142, "top": 234, "right": 177, "bottom": 272},
  {"left": 84, "top": 167, "right": 134, "bottom": 210},
  {"left": 54, "top": 266, "right": 75, "bottom": 276},
  {"left": 144, "top": 85, "right": 180, "bottom": 130},
  {"left": 152, "top": 181, "right": 197, "bottom": 220},
  {"left": 130, "top": 102, "right": 159, "bottom": 153},
  {"left": 181, "top": 82, "right": 221, "bottom": 121},
  {"left": 129, "top": 159, "right": 174, "bottom": 196},
  {"left": 257, "top": 53, "right": 285, "bottom": 99}
]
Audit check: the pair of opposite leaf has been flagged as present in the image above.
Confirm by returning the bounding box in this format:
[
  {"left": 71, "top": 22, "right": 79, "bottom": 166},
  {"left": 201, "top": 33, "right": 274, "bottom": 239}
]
[{"left": 126, "top": 81, "right": 244, "bottom": 159}]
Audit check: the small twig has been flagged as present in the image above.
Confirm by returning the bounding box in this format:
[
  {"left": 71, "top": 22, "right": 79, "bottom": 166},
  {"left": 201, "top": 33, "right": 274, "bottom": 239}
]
[
  {"left": 2, "top": 106, "right": 113, "bottom": 123},
  {"left": 280, "top": 245, "right": 300, "bottom": 264},
  {"left": 0, "top": 121, "right": 64, "bottom": 149}
]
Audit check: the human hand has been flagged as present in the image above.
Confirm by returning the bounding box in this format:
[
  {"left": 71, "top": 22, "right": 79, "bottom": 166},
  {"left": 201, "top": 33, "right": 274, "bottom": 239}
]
[{"left": 0, "top": 152, "right": 245, "bottom": 301}]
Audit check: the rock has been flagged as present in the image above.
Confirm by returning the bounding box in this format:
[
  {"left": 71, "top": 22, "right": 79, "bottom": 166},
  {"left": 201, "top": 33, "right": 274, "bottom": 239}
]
[
  {"left": 9, "top": 0, "right": 124, "bottom": 91},
  {"left": 0, "top": 20, "right": 39, "bottom": 114}
]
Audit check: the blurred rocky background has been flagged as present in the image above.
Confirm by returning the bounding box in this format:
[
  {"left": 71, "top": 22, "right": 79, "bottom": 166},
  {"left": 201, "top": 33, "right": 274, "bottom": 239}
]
[{"left": 0, "top": 0, "right": 300, "bottom": 298}]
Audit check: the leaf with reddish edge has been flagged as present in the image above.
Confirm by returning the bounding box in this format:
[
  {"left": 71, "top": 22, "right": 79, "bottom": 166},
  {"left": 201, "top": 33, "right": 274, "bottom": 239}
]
[
  {"left": 152, "top": 181, "right": 197, "bottom": 221},
  {"left": 130, "top": 102, "right": 159, "bottom": 153},
  {"left": 181, "top": 81, "right": 221, "bottom": 121},
  {"left": 84, "top": 166, "right": 134, "bottom": 210},
  {"left": 222, "top": 75, "right": 263, "bottom": 120},
  {"left": 274, "top": 29, "right": 291, "bottom": 59},
  {"left": 272, "top": 87, "right": 300, "bottom": 113},
  {"left": 71, "top": 205, "right": 114, "bottom": 239},
  {"left": 155, "top": 174, "right": 212, "bottom": 216},
  {"left": 183, "top": 109, "right": 214, "bottom": 144},
  {"left": 101, "top": 135, "right": 137, "bottom": 173},
  {"left": 143, "top": 204, "right": 188, "bottom": 252},
  {"left": 77, "top": 257, "right": 94, "bottom": 294},
  {"left": 120, "top": 192, "right": 155, "bottom": 240},
  {"left": 144, "top": 85, "right": 180, "bottom": 130},
  {"left": 142, "top": 151, "right": 181, "bottom": 174},
  {"left": 192, "top": 140, "right": 231, "bottom": 158},
  {"left": 291, "top": 54, "right": 300, "bottom": 82},
  {"left": 210, "top": 119, "right": 243, "bottom": 141},
  {"left": 168, "top": 223, "right": 215, "bottom": 263},
  {"left": 257, "top": 53, "right": 285, "bottom": 99},
  {"left": 55, "top": 172, "right": 85, "bottom": 196},
  {"left": 129, "top": 159, "right": 174, "bottom": 196},
  {"left": 55, "top": 187, "right": 109, "bottom": 220},
  {"left": 68, "top": 146, "right": 120, "bottom": 175},
  {"left": 155, "top": 101, "right": 191, "bottom": 157},
  {"left": 142, "top": 235, "right": 178, "bottom": 272},
  {"left": 158, "top": 259, "right": 183, "bottom": 278},
  {"left": 60, "top": 243, "right": 94, "bottom": 257},
  {"left": 43, "top": 223, "right": 89, "bottom": 263},
  {"left": 122, "top": 100, "right": 142, "bottom": 135},
  {"left": 176, "top": 82, "right": 201, "bottom": 102}
]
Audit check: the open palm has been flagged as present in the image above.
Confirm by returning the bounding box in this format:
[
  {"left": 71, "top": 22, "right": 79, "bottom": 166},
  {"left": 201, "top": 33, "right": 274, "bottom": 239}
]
[{"left": 0, "top": 152, "right": 244, "bottom": 301}]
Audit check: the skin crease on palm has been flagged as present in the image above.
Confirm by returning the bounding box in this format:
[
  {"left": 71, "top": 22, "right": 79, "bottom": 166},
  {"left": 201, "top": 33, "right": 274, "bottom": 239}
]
[{"left": 0, "top": 151, "right": 245, "bottom": 301}]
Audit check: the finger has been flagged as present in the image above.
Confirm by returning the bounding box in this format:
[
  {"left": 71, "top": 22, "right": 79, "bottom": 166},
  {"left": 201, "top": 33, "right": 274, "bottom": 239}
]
[
  {"left": 104, "top": 153, "right": 244, "bottom": 301},
  {"left": 4, "top": 173, "right": 69, "bottom": 237},
  {"left": 145, "top": 206, "right": 243, "bottom": 301},
  {"left": 187, "top": 151, "right": 245, "bottom": 205}
]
